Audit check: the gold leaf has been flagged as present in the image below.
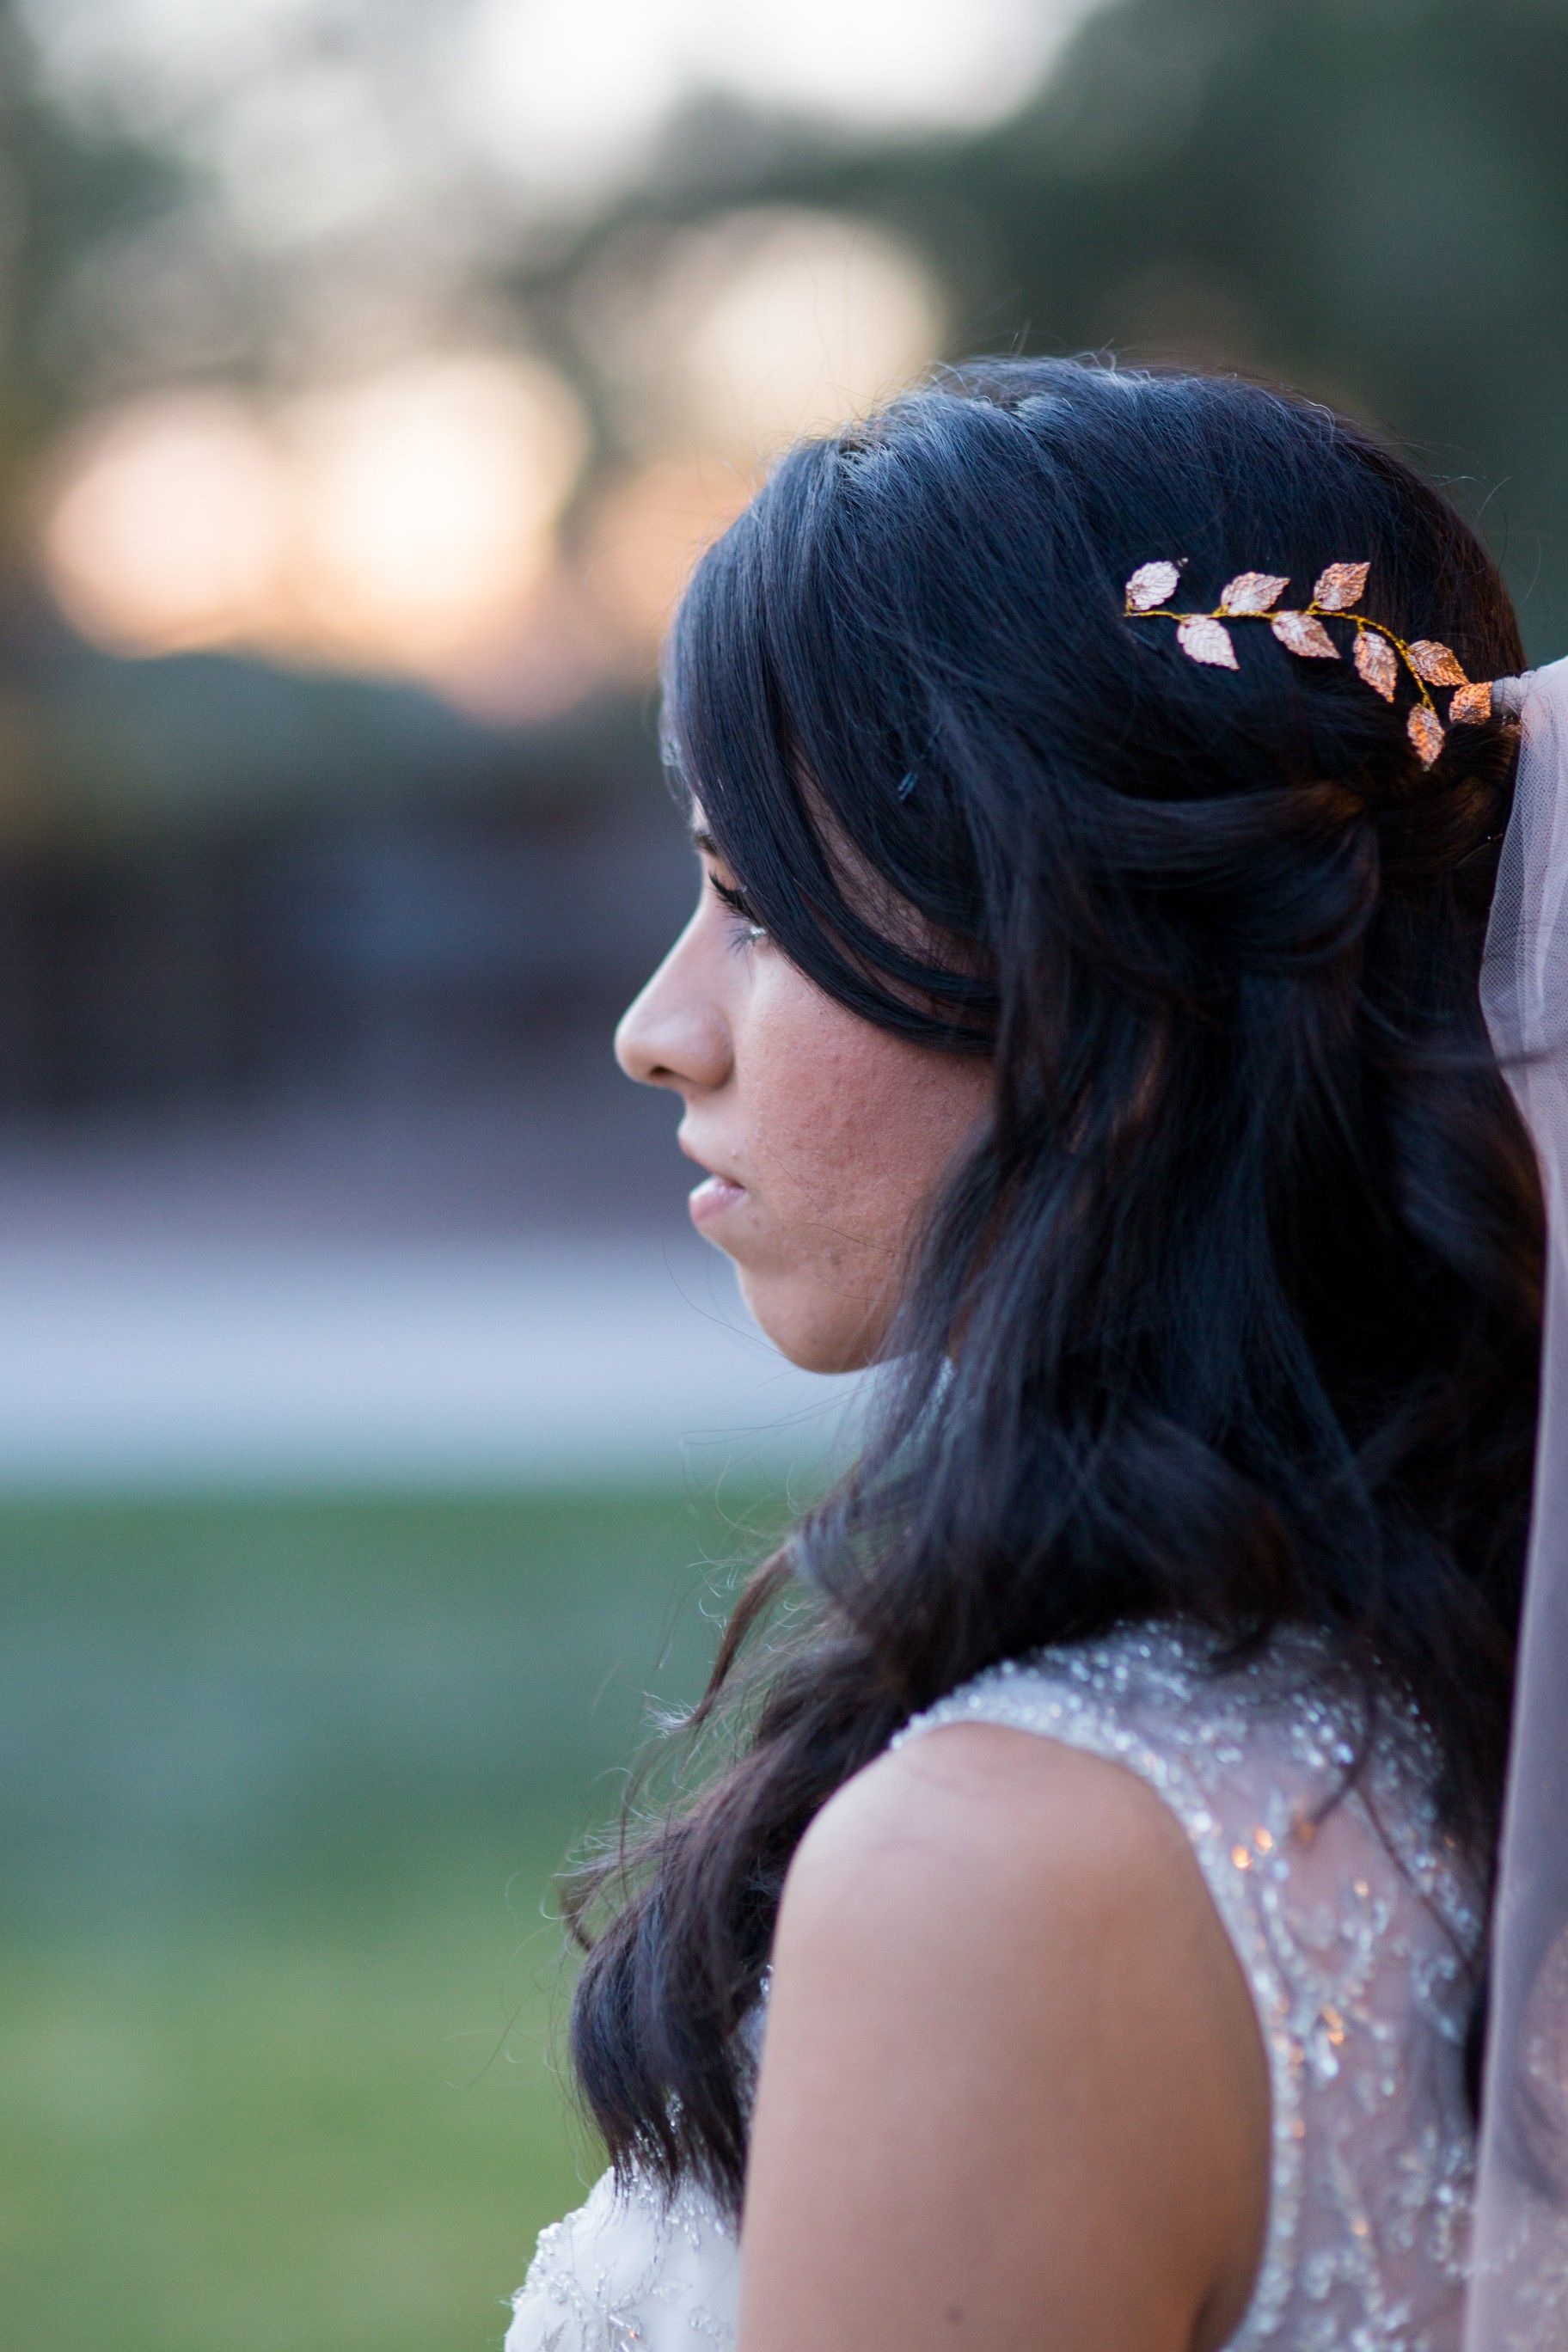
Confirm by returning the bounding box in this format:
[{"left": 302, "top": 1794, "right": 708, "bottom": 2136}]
[
  {"left": 1407, "top": 705, "right": 1445, "bottom": 767},
  {"left": 1271, "top": 610, "right": 1339, "bottom": 658},
  {"left": 1313, "top": 560, "right": 1370, "bottom": 611},
  {"left": 1406, "top": 639, "right": 1469, "bottom": 688},
  {"left": 1219, "top": 571, "right": 1289, "bottom": 616},
  {"left": 1177, "top": 616, "right": 1239, "bottom": 670},
  {"left": 1449, "top": 681, "right": 1493, "bottom": 726},
  {"left": 1125, "top": 560, "right": 1184, "bottom": 611},
  {"left": 1353, "top": 631, "right": 1399, "bottom": 701}
]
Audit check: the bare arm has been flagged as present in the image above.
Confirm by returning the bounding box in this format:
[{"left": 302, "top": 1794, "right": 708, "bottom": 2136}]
[{"left": 737, "top": 1724, "right": 1270, "bottom": 2352}]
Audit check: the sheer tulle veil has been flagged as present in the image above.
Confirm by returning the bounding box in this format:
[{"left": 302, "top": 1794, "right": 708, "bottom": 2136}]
[{"left": 1469, "top": 652, "right": 1568, "bottom": 2347}]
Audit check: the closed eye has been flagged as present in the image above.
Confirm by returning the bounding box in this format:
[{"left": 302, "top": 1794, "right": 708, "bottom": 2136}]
[
  {"left": 689, "top": 818, "right": 768, "bottom": 943},
  {"left": 707, "top": 872, "right": 769, "bottom": 945}
]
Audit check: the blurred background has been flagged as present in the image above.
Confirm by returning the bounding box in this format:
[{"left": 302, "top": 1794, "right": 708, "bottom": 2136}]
[{"left": 3, "top": 2, "right": 1565, "bottom": 2345}]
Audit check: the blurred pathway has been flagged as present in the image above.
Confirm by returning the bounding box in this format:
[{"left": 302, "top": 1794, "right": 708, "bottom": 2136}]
[
  {"left": 0, "top": 1087, "right": 862, "bottom": 1486},
  {"left": 0, "top": 1232, "right": 860, "bottom": 1485}
]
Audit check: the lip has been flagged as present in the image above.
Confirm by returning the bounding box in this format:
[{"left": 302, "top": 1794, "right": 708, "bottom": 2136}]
[
  {"left": 688, "top": 1172, "right": 748, "bottom": 1229},
  {"left": 678, "top": 1134, "right": 748, "bottom": 1230}
]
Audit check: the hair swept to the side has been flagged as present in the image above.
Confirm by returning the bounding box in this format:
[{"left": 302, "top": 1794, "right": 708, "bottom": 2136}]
[{"left": 562, "top": 356, "right": 1545, "bottom": 2214}]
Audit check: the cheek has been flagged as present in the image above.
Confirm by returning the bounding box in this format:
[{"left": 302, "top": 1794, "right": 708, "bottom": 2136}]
[{"left": 730, "top": 971, "right": 991, "bottom": 1365}]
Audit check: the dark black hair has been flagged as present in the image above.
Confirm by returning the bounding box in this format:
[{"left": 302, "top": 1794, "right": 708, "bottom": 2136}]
[{"left": 565, "top": 356, "right": 1545, "bottom": 2213}]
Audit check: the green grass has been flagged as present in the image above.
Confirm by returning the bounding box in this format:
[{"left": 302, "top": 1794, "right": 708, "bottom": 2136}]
[
  {"left": 0, "top": 1485, "right": 795, "bottom": 2352},
  {"left": 1, "top": 1859, "right": 578, "bottom": 2352}
]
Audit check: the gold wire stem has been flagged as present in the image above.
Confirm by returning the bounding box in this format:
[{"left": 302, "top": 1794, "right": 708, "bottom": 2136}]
[
  {"left": 1119, "top": 561, "right": 1490, "bottom": 763},
  {"left": 1121, "top": 601, "right": 1439, "bottom": 710}
]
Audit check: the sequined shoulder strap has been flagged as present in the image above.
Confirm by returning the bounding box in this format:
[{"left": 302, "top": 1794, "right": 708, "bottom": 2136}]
[{"left": 887, "top": 1621, "right": 1365, "bottom": 2349}]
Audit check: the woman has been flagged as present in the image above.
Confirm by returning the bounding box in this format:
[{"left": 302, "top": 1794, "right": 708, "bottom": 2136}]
[{"left": 505, "top": 357, "right": 1546, "bottom": 2350}]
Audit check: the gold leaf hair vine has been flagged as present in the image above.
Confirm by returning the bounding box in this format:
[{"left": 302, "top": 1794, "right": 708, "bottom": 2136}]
[{"left": 1124, "top": 559, "right": 1503, "bottom": 769}]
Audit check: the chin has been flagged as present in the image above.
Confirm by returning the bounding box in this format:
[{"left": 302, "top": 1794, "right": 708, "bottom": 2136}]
[{"left": 737, "top": 1269, "right": 885, "bottom": 1376}]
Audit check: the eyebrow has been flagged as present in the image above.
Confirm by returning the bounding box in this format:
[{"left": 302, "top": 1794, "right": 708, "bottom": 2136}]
[{"left": 688, "top": 819, "right": 720, "bottom": 859}]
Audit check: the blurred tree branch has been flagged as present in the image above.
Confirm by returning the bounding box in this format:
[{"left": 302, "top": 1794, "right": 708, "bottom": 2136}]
[
  {"left": 506, "top": 0, "right": 1568, "bottom": 655},
  {"left": 0, "top": 0, "right": 187, "bottom": 568}
]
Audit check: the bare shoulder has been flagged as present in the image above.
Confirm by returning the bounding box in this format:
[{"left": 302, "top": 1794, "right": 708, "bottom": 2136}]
[
  {"left": 739, "top": 1718, "right": 1271, "bottom": 2352},
  {"left": 784, "top": 1715, "right": 1203, "bottom": 1944},
  {"left": 771, "top": 1719, "right": 1249, "bottom": 2088}
]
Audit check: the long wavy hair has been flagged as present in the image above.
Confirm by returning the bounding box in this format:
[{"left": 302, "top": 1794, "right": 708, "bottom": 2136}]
[{"left": 564, "top": 356, "right": 1545, "bottom": 2215}]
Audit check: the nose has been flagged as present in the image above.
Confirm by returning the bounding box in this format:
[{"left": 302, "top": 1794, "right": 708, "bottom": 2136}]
[{"left": 614, "top": 915, "right": 732, "bottom": 1094}]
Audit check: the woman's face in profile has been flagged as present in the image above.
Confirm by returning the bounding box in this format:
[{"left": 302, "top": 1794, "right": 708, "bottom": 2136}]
[{"left": 615, "top": 803, "right": 994, "bottom": 1374}]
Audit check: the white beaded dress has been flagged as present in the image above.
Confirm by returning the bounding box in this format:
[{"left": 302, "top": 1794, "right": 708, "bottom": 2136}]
[{"left": 504, "top": 1618, "right": 1482, "bottom": 2351}]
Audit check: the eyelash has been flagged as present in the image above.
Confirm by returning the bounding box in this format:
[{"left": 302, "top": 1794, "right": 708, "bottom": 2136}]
[{"left": 707, "top": 873, "right": 768, "bottom": 945}]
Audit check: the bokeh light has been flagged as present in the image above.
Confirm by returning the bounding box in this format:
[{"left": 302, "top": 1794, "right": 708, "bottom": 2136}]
[
  {"left": 279, "top": 354, "right": 588, "bottom": 672},
  {"left": 38, "top": 355, "right": 590, "bottom": 683},
  {"left": 582, "top": 456, "right": 756, "bottom": 658},
  {"left": 40, "top": 393, "right": 287, "bottom": 656},
  {"left": 36, "top": 213, "right": 941, "bottom": 695},
  {"left": 456, "top": 0, "right": 1090, "bottom": 198},
  {"left": 575, "top": 205, "right": 947, "bottom": 459}
]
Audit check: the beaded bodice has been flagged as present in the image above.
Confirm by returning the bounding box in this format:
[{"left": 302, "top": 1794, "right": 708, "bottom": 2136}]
[{"left": 505, "top": 1620, "right": 1482, "bottom": 2352}]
